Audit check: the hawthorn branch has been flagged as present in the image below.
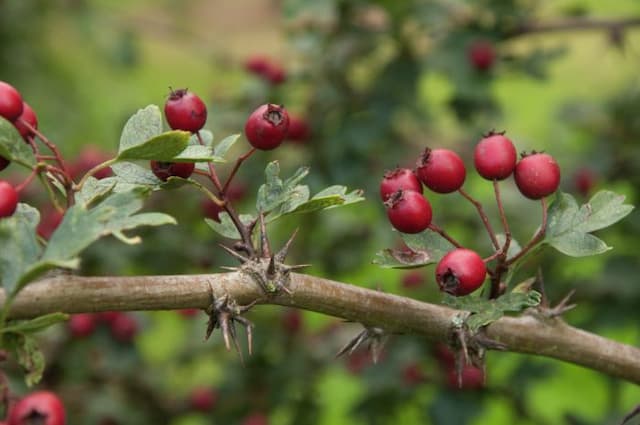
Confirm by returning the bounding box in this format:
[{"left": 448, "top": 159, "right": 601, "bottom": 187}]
[{"left": 1, "top": 272, "right": 639, "bottom": 384}]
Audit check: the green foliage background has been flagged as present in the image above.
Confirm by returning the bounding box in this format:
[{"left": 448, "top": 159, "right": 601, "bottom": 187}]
[{"left": 1, "top": 0, "right": 639, "bottom": 424}]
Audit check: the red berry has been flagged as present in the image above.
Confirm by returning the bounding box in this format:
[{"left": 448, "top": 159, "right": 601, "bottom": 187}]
[
  {"left": 68, "top": 313, "right": 97, "bottom": 338},
  {"left": 188, "top": 387, "right": 218, "bottom": 412},
  {"left": 164, "top": 88, "right": 207, "bottom": 133},
  {"left": 0, "top": 81, "right": 24, "bottom": 122},
  {"left": 150, "top": 161, "right": 195, "bottom": 181},
  {"left": 468, "top": 40, "right": 496, "bottom": 71},
  {"left": 514, "top": 152, "right": 561, "bottom": 200},
  {"left": 69, "top": 146, "right": 113, "bottom": 180},
  {"left": 474, "top": 133, "right": 517, "bottom": 180},
  {"left": 281, "top": 309, "right": 303, "bottom": 335},
  {"left": 0, "top": 180, "right": 19, "bottom": 218},
  {"left": 433, "top": 343, "right": 456, "bottom": 368},
  {"left": 244, "top": 104, "right": 290, "bottom": 150},
  {"left": 286, "top": 115, "right": 311, "bottom": 144},
  {"left": 13, "top": 102, "right": 38, "bottom": 140},
  {"left": 416, "top": 148, "right": 466, "bottom": 194},
  {"left": 245, "top": 55, "right": 272, "bottom": 76},
  {"left": 402, "top": 362, "right": 426, "bottom": 386},
  {"left": 435, "top": 248, "right": 486, "bottom": 296},
  {"left": 110, "top": 313, "right": 138, "bottom": 343},
  {"left": 380, "top": 167, "right": 422, "bottom": 201},
  {"left": 178, "top": 308, "right": 199, "bottom": 318},
  {"left": 0, "top": 156, "right": 9, "bottom": 172},
  {"left": 96, "top": 311, "right": 122, "bottom": 325},
  {"left": 573, "top": 167, "right": 597, "bottom": 198},
  {"left": 7, "top": 391, "right": 66, "bottom": 425},
  {"left": 264, "top": 64, "right": 287, "bottom": 85},
  {"left": 447, "top": 365, "right": 485, "bottom": 390},
  {"left": 37, "top": 208, "right": 64, "bottom": 240},
  {"left": 385, "top": 190, "right": 432, "bottom": 234},
  {"left": 241, "top": 413, "right": 269, "bottom": 425},
  {"left": 401, "top": 270, "right": 425, "bottom": 289}
]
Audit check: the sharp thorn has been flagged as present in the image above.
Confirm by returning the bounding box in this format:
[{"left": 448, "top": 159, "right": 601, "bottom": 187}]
[
  {"left": 276, "top": 228, "right": 299, "bottom": 262},
  {"left": 220, "top": 318, "right": 232, "bottom": 351},
  {"left": 267, "top": 256, "right": 276, "bottom": 278},
  {"left": 259, "top": 212, "right": 272, "bottom": 258},
  {"left": 219, "top": 244, "right": 249, "bottom": 263}
]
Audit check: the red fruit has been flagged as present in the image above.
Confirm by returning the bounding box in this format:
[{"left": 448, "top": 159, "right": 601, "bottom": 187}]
[
  {"left": 0, "top": 156, "right": 9, "bottom": 172},
  {"left": 281, "top": 309, "right": 303, "bottom": 334},
  {"left": 345, "top": 349, "right": 373, "bottom": 375},
  {"left": 286, "top": 115, "right": 311, "bottom": 143},
  {"left": 435, "top": 248, "right": 486, "bottom": 296},
  {"left": 264, "top": 64, "right": 287, "bottom": 85},
  {"left": 7, "top": 391, "right": 66, "bottom": 425},
  {"left": 245, "top": 55, "right": 272, "bottom": 75},
  {"left": 241, "top": 413, "right": 269, "bottom": 425},
  {"left": 0, "top": 180, "right": 19, "bottom": 218},
  {"left": 188, "top": 387, "right": 218, "bottom": 412},
  {"left": 433, "top": 343, "right": 455, "bottom": 368},
  {"left": 69, "top": 146, "right": 113, "bottom": 180},
  {"left": 402, "top": 362, "right": 426, "bottom": 386},
  {"left": 68, "top": 313, "right": 97, "bottom": 338},
  {"left": 0, "top": 81, "right": 24, "bottom": 121},
  {"left": 385, "top": 190, "right": 432, "bottom": 234},
  {"left": 110, "top": 313, "right": 138, "bottom": 343},
  {"left": 37, "top": 208, "right": 64, "bottom": 240},
  {"left": 474, "top": 133, "right": 517, "bottom": 180},
  {"left": 96, "top": 311, "right": 122, "bottom": 325},
  {"left": 150, "top": 161, "right": 195, "bottom": 181},
  {"left": 573, "top": 167, "right": 597, "bottom": 198},
  {"left": 447, "top": 365, "right": 485, "bottom": 390},
  {"left": 514, "top": 152, "right": 561, "bottom": 200},
  {"left": 416, "top": 148, "right": 466, "bottom": 194},
  {"left": 244, "top": 104, "right": 290, "bottom": 150},
  {"left": 379, "top": 167, "right": 422, "bottom": 201},
  {"left": 13, "top": 102, "right": 38, "bottom": 140},
  {"left": 468, "top": 40, "right": 496, "bottom": 71},
  {"left": 164, "top": 88, "right": 207, "bottom": 133},
  {"left": 401, "top": 270, "right": 425, "bottom": 289},
  {"left": 178, "top": 309, "right": 199, "bottom": 318}
]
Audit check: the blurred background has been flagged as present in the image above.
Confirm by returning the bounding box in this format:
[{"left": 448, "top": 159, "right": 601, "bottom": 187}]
[{"left": 1, "top": 0, "right": 640, "bottom": 424}]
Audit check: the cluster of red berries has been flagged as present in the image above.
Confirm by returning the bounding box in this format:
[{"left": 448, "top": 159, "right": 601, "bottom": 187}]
[
  {"left": 4, "top": 390, "right": 65, "bottom": 425},
  {"left": 0, "top": 81, "right": 42, "bottom": 219},
  {"left": 68, "top": 311, "right": 139, "bottom": 343},
  {"left": 244, "top": 55, "right": 287, "bottom": 85},
  {"left": 381, "top": 132, "right": 561, "bottom": 297}
]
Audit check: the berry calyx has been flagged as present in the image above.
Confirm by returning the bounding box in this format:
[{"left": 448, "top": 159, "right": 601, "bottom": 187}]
[
  {"left": 416, "top": 148, "right": 466, "bottom": 194},
  {"left": 164, "top": 88, "right": 207, "bottom": 133},
  {"left": 474, "top": 132, "right": 517, "bottom": 180},
  {"left": 0, "top": 81, "right": 24, "bottom": 121},
  {"left": 514, "top": 152, "right": 561, "bottom": 200},
  {"left": 244, "top": 104, "right": 290, "bottom": 150},
  {"left": 380, "top": 167, "right": 422, "bottom": 201},
  {"left": 150, "top": 161, "right": 195, "bottom": 181},
  {"left": 13, "top": 102, "right": 38, "bottom": 140},
  {"left": 435, "top": 248, "right": 486, "bottom": 296},
  {"left": 0, "top": 156, "right": 9, "bottom": 172},
  {"left": 7, "top": 391, "right": 66, "bottom": 425},
  {"left": 0, "top": 180, "right": 19, "bottom": 218},
  {"left": 385, "top": 190, "right": 432, "bottom": 234},
  {"left": 468, "top": 40, "right": 496, "bottom": 71}
]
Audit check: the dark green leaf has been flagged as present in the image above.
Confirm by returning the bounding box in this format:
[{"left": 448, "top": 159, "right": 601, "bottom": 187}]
[
  {"left": 111, "top": 161, "right": 162, "bottom": 186},
  {"left": 372, "top": 248, "right": 432, "bottom": 268},
  {"left": 0, "top": 204, "right": 42, "bottom": 293},
  {"left": 205, "top": 213, "right": 255, "bottom": 240},
  {"left": 544, "top": 191, "right": 634, "bottom": 257},
  {"left": 402, "top": 229, "right": 455, "bottom": 264},
  {"left": 0, "top": 117, "right": 36, "bottom": 168},
  {"left": 2, "top": 313, "right": 69, "bottom": 335},
  {"left": 256, "top": 161, "right": 286, "bottom": 212},
  {"left": 118, "top": 105, "right": 163, "bottom": 152},
  {"left": 117, "top": 130, "right": 191, "bottom": 161}
]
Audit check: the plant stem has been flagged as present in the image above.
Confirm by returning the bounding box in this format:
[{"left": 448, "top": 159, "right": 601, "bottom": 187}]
[
  {"left": 223, "top": 148, "right": 255, "bottom": 194},
  {"left": 428, "top": 223, "right": 463, "bottom": 248},
  {"left": 75, "top": 158, "right": 118, "bottom": 191},
  {"left": 196, "top": 132, "right": 223, "bottom": 192},
  {"left": 458, "top": 188, "right": 500, "bottom": 250},
  {"left": 507, "top": 198, "right": 548, "bottom": 266}
]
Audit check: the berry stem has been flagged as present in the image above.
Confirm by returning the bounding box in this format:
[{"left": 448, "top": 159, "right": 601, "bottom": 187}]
[
  {"left": 22, "top": 120, "right": 73, "bottom": 188},
  {"left": 428, "top": 223, "right": 463, "bottom": 248},
  {"left": 222, "top": 148, "right": 256, "bottom": 195},
  {"left": 196, "top": 131, "right": 223, "bottom": 192},
  {"left": 506, "top": 197, "right": 548, "bottom": 266},
  {"left": 493, "top": 180, "right": 512, "bottom": 258},
  {"left": 14, "top": 168, "right": 39, "bottom": 193},
  {"left": 458, "top": 188, "right": 500, "bottom": 250},
  {"left": 37, "top": 172, "right": 65, "bottom": 214}
]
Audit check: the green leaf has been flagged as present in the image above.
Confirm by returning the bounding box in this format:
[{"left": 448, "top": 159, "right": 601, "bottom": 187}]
[
  {"left": 5, "top": 333, "right": 45, "bottom": 386},
  {"left": 286, "top": 186, "right": 365, "bottom": 216},
  {"left": 76, "top": 177, "right": 116, "bottom": 208},
  {"left": 111, "top": 161, "right": 162, "bottom": 186},
  {"left": 213, "top": 133, "right": 240, "bottom": 158},
  {"left": 171, "top": 145, "right": 219, "bottom": 162},
  {"left": 256, "top": 161, "right": 286, "bottom": 212},
  {"left": 543, "top": 191, "right": 634, "bottom": 257},
  {"left": 401, "top": 229, "right": 455, "bottom": 265},
  {"left": 0, "top": 204, "right": 42, "bottom": 294},
  {"left": 205, "top": 213, "right": 255, "bottom": 240},
  {"left": 117, "top": 130, "right": 191, "bottom": 161},
  {"left": 372, "top": 248, "right": 432, "bottom": 268},
  {"left": 0, "top": 117, "right": 36, "bottom": 168},
  {"left": 189, "top": 129, "right": 214, "bottom": 146},
  {"left": 496, "top": 233, "right": 522, "bottom": 260},
  {"left": 42, "top": 188, "right": 176, "bottom": 264},
  {"left": 1, "top": 313, "right": 69, "bottom": 335},
  {"left": 119, "top": 105, "right": 163, "bottom": 152}
]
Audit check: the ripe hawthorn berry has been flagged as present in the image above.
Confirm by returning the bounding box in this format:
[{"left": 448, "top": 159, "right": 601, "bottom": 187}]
[
  {"left": 286, "top": 115, "right": 311, "bottom": 144},
  {"left": 69, "top": 146, "right": 113, "bottom": 180},
  {"left": 416, "top": 148, "right": 466, "bottom": 194},
  {"left": 380, "top": 167, "right": 422, "bottom": 201},
  {"left": 385, "top": 190, "right": 432, "bottom": 234},
  {"left": 110, "top": 313, "right": 138, "bottom": 343},
  {"left": 7, "top": 391, "right": 66, "bottom": 425},
  {"left": 468, "top": 40, "right": 496, "bottom": 71},
  {"left": 0, "top": 156, "right": 9, "bottom": 172},
  {"left": 244, "top": 104, "right": 290, "bottom": 150},
  {"left": 188, "top": 387, "right": 218, "bottom": 412},
  {"left": 474, "top": 132, "right": 517, "bottom": 180},
  {"left": 0, "top": 180, "right": 19, "bottom": 218},
  {"left": 573, "top": 167, "right": 597, "bottom": 198},
  {"left": 150, "top": 160, "right": 195, "bottom": 181},
  {"left": 0, "top": 81, "right": 23, "bottom": 121},
  {"left": 37, "top": 208, "right": 64, "bottom": 240},
  {"left": 164, "top": 88, "right": 207, "bottom": 133},
  {"left": 244, "top": 55, "right": 272, "bottom": 75},
  {"left": 435, "top": 248, "right": 486, "bottom": 296},
  {"left": 68, "top": 313, "right": 97, "bottom": 338},
  {"left": 13, "top": 102, "right": 38, "bottom": 140},
  {"left": 514, "top": 152, "right": 561, "bottom": 200}
]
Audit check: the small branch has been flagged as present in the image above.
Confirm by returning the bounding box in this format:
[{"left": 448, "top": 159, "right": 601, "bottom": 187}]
[
  {"left": 428, "top": 223, "right": 463, "bottom": 248},
  {"left": 507, "top": 17, "right": 640, "bottom": 38},
  {"left": 1, "top": 272, "right": 639, "bottom": 384},
  {"left": 507, "top": 198, "right": 548, "bottom": 266},
  {"left": 458, "top": 188, "right": 500, "bottom": 250},
  {"left": 223, "top": 148, "right": 256, "bottom": 195},
  {"left": 196, "top": 131, "right": 223, "bottom": 192}
]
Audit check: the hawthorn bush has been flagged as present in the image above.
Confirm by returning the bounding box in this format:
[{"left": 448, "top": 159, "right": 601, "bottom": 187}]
[{"left": 1, "top": 1, "right": 640, "bottom": 425}]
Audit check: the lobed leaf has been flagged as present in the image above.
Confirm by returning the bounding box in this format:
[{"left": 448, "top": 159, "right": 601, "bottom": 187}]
[
  {"left": 118, "top": 105, "right": 163, "bottom": 152},
  {"left": 0, "top": 118, "right": 36, "bottom": 168},
  {"left": 205, "top": 213, "right": 255, "bottom": 240},
  {"left": 117, "top": 130, "right": 191, "bottom": 161}
]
